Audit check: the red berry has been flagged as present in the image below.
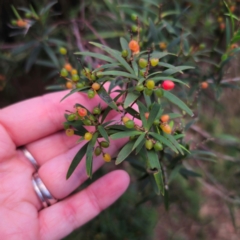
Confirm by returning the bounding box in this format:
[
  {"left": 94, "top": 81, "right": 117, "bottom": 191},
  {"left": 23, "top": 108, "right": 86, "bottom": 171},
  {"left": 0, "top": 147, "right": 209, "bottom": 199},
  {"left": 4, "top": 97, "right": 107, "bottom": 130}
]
[
  {"left": 78, "top": 107, "right": 87, "bottom": 117},
  {"left": 162, "top": 80, "right": 175, "bottom": 90}
]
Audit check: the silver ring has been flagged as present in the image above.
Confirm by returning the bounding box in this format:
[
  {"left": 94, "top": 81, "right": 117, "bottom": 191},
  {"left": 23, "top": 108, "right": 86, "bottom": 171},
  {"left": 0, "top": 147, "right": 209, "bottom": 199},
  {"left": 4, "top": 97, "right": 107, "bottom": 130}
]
[
  {"left": 32, "top": 173, "right": 58, "bottom": 208},
  {"left": 21, "top": 147, "right": 39, "bottom": 170}
]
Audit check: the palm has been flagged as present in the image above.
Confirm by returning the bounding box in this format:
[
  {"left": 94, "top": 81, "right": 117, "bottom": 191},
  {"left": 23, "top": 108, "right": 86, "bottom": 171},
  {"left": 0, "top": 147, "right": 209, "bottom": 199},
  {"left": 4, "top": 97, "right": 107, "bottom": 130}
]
[{"left": 0, "top": 91, "right": 129, "bottom": 240}]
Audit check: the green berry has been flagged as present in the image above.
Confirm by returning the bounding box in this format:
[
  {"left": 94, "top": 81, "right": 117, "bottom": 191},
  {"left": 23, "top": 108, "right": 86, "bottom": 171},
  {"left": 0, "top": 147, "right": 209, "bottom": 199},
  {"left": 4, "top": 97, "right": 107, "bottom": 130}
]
[
  {"left": 100, "top": 141, "right": 110, "bottom": 148},
  {"left": 124, "top": 120, "right": 135, "bottom": 129},
  {"left": 59, "top": 47, "right": 67, "bottom": 55},
  {"left": 140, "top": 69, "right": 145, "bottom": 77},
  {"left": 60, "top": 68, "right": 68, "bottom": 77},
  {"left": 145, "top": 140, "right": 153, "bottom": 150},
  {"left": 89, "top": 115, "right": 96, "bottom": 121},
  {"left": 139, "top": 58, "right": 148, "bottom": 68},
  {"left": 76, "top": 82, "right": 84, "bottom": 88},
  {"left": 72, "top": 74, "right": 79, "bottom": 82},
  {"left": 153, "top": 119, "right": 160, "bottom": 125},
  {"left": 155, "top": 88, "right": 164, "bottom": 98},
  {"left": 150, "top": 58, "right": 159, "bottom": 67},
  {"left": 144, "top": 88, "right": 153, "bottom": 96},
  {"left": 199, "top": 43, "right": 206, "bottom": 50},
  {"left": 83, "top": 119, "right": 92, "bottom": 126},
  {"left": 93, "top": 107, "right": 101, "bottom": 115},
  {"left": 88, "top": 89, "right": 96, "bottom": 99},
  {"left": 84, "top": 132, "right": 93, "bottom": 141},
  {"left": 131, "top": 13, "right": 137, "bottom": 21},
  {"left": 121, "top": 50, "right": 128, "bottom": 58},
  {"left": 25, "top": 12, "right": 32, "bottom": 18},
  {"left": 135, "top": 84, "right": 144, "bottom": 92},
  {"left": 63, "top": 123, "right": 70, "bottom": 129},
  {"left": 67, "top": 114, "right": 76, "bottom": 121},
  {"left": 81, "top": 68, "right": 90, "bottom": 76},
  {"left": 90, "top": 74, "right": 96, "bottom": 81},
  {"left": 131, "top": 25, "right": 138, "bottom": 32},
  {"left": 146, "top": 80, "right": 155, "bottom": 90},
  {"left": 94, "top": 146, "right": 102, "bottom": 156},
  {"left": 96, "top": 72, "right": 103, "bottom": 78},
  {"left": 154, "top": 141, "right": 163, "bottom": 151},
  {"left": 11, "top": 20, "right": 17, "bottom": 25}
]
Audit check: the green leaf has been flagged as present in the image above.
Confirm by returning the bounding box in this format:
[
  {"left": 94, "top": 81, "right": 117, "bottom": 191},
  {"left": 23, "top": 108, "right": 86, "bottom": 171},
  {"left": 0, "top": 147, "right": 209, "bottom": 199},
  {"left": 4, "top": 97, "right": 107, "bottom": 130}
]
[
  {"left": 137, "top": 101, "right": 148, "bottom": 128},
  {"left": 60, "top": 87, "right": 89, "bottom": 102},
  {"left": 163, "top": 91, "right": 193, "bottom": 117},
  {"left": 151, "top": 76, "right": 189, "bottom": 87},
  {"left": 111, "top": 131, "right": 142, "bottom": 140},
  {"left": 132, "top": 133, "right": 146, "bottom": 151},
  {"left": 66, "top": 142, "right": 89, "bottom": 179},
  {"left": 100, "top": 70, "right": 138, "bottom": 80},
  {"left": 146, "top": 103, "right": 163, "bottom": 130},
  {"left": 86, "top": 132, "right": 99, "bottom": 178},
  {"left": 124, "top": 92, "right": 140, "bottom": 108},
  {"left": 162, "top": 66, "right": 194, "bottom": 75},
  {"left": 25, "top": 45, "right": 41, "bottom": 72},
  {"left": 43, "top": 44, "right": 60, "bottom": 68},
  {"left": 180, "top": 168, "right": 202, "bottom": 178},
  {"left": 132, "top": 58, "right": 139, "bottom": 76},
  {"left": 154, "top": 171, "right": 165, "bottom": 196},
  {"left": 11, "top": 41, "right": 37, "bottom": 55},
  {"left": 149, "top": 132, "right": 178, "bottom": 153},
  {"left": 98, "top": 87, "right": 118, "bottom": 111},
  {"left": 163, "top": 133, "right": 184, "bottom": 155},
  {"left": 97, "top": 125, "right": 109, "bottom": 142},
  {"left": 168, "top": 113, "right": 182, "bottom": 119},
  {"left": 146, "top": 150, "right": 160, "bottom": 170},
  {"left": 116, "top": 141, "right": 135, "bottom": 164},
  {"left": 120, "top": 37, "right": 131, "bottom": 57},
  {"left": 90, "top": 42, "right": 135, "bottom": 75},
  {"left": 92, "top": 63, "right": 120, "bottom": 73},
  {"left": 75, "top": 51, "right": 114, "bottom": 63}
]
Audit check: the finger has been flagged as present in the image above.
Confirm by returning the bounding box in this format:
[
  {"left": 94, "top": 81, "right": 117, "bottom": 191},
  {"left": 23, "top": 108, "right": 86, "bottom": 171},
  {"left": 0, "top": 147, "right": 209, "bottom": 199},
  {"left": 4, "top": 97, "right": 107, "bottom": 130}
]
[
  {"left": 39, "top": 170, "right": 130, "bottom": 240},
  {"left": 38, "top": 137, "right": 127, "bottom": 200},
  {"left": 23, "top": 109, "right": 119, "bottom": 166},
  {"left": 0, "top": 90, "right": 109, "bottom": 146}
]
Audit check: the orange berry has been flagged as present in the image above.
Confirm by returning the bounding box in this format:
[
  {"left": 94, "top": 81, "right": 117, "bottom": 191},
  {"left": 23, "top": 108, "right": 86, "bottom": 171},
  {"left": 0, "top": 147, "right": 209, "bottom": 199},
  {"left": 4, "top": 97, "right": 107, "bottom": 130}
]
[
  {"left": 103, "top": 153, "right": 111, "bottom": 162},
  {"left": 230, "top": 44, "right": 238, "bottom": 50},
  {"left": 201, "top": 82, "right": 208, "bottom": 89},
  {"left": 92, "top": 82, "right": 101, "bottom": 91},
  {"left": 64, "top": 63, "right": 73, "bottom": 72},
  {"left": 66, "top": 82, "right": 73, "bottom": 89},
  {"left": 220, "top": 23, "right": 225, "bottom": 30},
  {"left": 160, "top": 124, "right": 172, "bottom": 134},
  {"left": 65, "top": 128, "right": 74, "bottom": 137},
  {"left": 159, "top": 42, "right": 167, "bottom": 50},
  {"left": 71, "top": 69, "right": 78, "bottom": 75},
  {"left": 230, "top": 5, "right": 236, "bottom": 13},
  {"left": 77, "top": 107, "right": 87, "bottom": 117},
  {"left": 145, "top": 112, "right": 150, "bottom": 119},
  {"left": 122, "top": 116, "right": 130, "bottom": 124},
  {"left": 129, "top": 40, "right": 140, "bottom": 53},
  {"left": 160, "top": 114, "right": 170, "bottom": 123},
  {"left": 84, "top": 132, "right": 93, "bottom": 141},
  {"left": 17, "top": 19, "right": 27, "bottom": 28}
]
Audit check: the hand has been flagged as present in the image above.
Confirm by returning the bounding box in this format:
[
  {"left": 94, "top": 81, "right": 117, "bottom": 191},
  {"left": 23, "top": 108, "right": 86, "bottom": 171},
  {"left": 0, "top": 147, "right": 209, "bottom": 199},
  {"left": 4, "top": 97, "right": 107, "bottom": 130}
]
[{"left": 0, "top": 91, "right": 130, "bottom": 240}]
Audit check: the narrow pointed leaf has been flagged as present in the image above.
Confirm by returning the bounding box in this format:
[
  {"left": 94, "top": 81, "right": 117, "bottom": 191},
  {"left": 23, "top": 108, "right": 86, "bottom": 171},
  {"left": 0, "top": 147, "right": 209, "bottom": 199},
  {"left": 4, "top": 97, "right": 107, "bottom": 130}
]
[
  {"left": 100, "top": 70, "right": 138, "bottom": 80},
  {"left": 124, "top": 92, "right": 140, "bottom": 108},
  {"left": 75, "top": 51, "right": 114, "bottom": 63},
  {"left": 164, "top": 133, "right": 184, "bottom": 155},
  {"left": 164, "top": 91, "right": 193, "bottom": 116},
  {"left": 111, "top": 131, "right": 141, "bottom": 140},
  {"left": 98, "top": 87, "right": 118, "bottom": 110},
  {"left": 116, "top": 141, "right": 135, "bottom": 164},
  {"left": 66, "top": 142, "right": 89, "bottom": 179},
  {"left": 90, "top": 42, "right": 135, "bottom": 75},
  {"left": 149, "top": 132, "right": 178, "bottom": 153},
  {"left": 146, "top": 150, "right": 160, "bottom": 170},
  {"left": 146, "top": 103, "right": 162, "bottom": 130},
  {"left": 154, "top": 171, "right": 165, "bottom": 195},
  {"left": 132, "top": 133, "right": 146, "bottom": 151},
  {"left": 86, "top": 132, "right": 99, "bottom": 178},
  {"left": 97, "top": 125, "right": 109, "bottom": 142},
  {"left": 137, "top": 101, "right": 148, "bottom": 128}
]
